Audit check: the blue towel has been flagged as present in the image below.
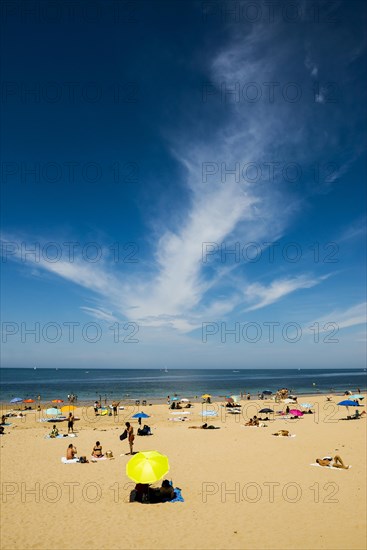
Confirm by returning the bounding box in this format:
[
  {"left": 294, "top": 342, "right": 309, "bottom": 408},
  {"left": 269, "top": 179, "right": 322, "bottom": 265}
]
[{"left": 169, "top": 488, "right": 184, "bottom": 503}]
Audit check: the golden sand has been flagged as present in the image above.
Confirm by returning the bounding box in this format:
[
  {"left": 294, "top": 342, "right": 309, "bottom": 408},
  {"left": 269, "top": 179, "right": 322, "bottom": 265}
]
[{"left": 1, "top": 394, "right": 366, "bottom": 550}]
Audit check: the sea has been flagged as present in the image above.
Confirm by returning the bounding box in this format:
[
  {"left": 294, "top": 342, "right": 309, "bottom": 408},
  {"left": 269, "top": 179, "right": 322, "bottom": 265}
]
[{"left": 0, "top": 368, "right": 366, "bottom": 404}]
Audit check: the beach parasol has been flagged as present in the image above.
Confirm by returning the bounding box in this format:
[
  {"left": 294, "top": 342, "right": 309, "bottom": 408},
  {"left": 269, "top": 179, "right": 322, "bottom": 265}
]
[
  {"left": 171, "top": 397, "right": 179, "bottom": 401},
  {"left": 289, "top": 409, "right": 303, "bottom": 416},
  {"left": 23, "top": 399, "right": 34, "bottom": 403},
  {"left": 301, "top": 403, "right": 313, "bottom": 408},
  {"left": 259, "top": 408, "right": 274, "bottom": 414},
  {"left": 10, "top": 397, "right": 23, "bottom": 403},
  {"left": 338, "top": 400, "right": 361, "bottom": 415},
  {"left": 262, "top": 390, "right": 272, "bottom": 395},
  {"left": 225, "top": 397, "right": 234, "bottom": 403},
  {"left": 201, "top": 394, "right": 211, "bottom": 399},
  {"left": 180, "top": 398, "right": 189, "bottom": 402},
  {"left": 132, "top": 412, "right": 150, "bottom": 419},
  {"left": 52, "top": 399, "right": 64, "bottom": 403},
  {"left": 126, "top": 451, "right": 169, "bottom": 484},
  {"left": 350, "top": 394, "right": 364, "bottom": 400},
  {"left": 231, "top": 395, "right": 240, "bottom": 402},
  {"left": 61, "top": 405, "right": 76, "bottom": 413},
  {"left": 284, "top": 398, "right": 296, "bottom": 404},
  {"left": 45, "top": 407, "right": 62, "bottom": 416}
]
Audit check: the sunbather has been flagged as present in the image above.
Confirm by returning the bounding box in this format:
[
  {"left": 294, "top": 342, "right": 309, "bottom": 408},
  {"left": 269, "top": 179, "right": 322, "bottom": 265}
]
[
  {"left": 272, "top": 430, "right": 291, "bottom": 437},
  {"left": 49, "top": 424, "right": 59, "bottom": 438},
  {"left": 316, "top": 455, "right": 349, "bottom": 469},
  {"left": 66, "top": 443, "right": 77, "bottom": 460},
  {"left": 149, "top": 479, "right": 176, "bottom": 502},
  {"left": 189, "top": 423, "right": 220, "bottom": 429},
  {"left": 92, "top": 441, "right": 103, "bottom": 458}
]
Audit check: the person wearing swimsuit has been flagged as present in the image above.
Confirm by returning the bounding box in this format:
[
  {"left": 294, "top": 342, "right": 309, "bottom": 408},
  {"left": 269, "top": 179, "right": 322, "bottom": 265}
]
[
  {"left": 67, "top": 413, "right": 74, "bottom": 433},
  {"left": 92, "top": 441, "right": 103, "bottom": 458},
  {"left": 125, "top": 422, "right": 134, "bottom": 455}
]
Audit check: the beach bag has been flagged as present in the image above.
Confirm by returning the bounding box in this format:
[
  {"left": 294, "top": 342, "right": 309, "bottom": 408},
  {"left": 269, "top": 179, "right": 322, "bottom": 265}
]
[
  {"left": 106, "top": 450, "right": 113, "bottom": 458},
  {"left": 120, "top": 429, "right": 127, "bottom": 441}
]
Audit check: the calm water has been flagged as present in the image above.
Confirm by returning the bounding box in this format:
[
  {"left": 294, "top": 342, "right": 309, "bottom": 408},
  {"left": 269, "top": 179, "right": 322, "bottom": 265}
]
[{"left": 0, "top": 368, "right": 366, "bottom": 403}]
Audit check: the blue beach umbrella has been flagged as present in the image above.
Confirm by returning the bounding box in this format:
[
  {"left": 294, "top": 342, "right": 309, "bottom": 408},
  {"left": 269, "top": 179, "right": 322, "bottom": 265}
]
[
  {"left": 259, "top": 408, "right": 274, "bottom": 414},
  {"left": 10, "top": 397, "right": 23, "bottom": 403},
  {"left": 132, "top": 412, "right": 150, "bottom": 419},
  {"left": 337, "top": 400, "right": 360, "bottom": 407}
]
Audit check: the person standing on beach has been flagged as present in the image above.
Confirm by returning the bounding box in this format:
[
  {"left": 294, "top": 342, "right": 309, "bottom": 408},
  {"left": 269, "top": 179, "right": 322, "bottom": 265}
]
[
  {"left": 125, "top": 422, "right": 135, "bottom": 455},
  {"left": 68, "top": 412, "right": 74, "bottom": 433},
  {"left": 112, "top": 401, "right": 120, "bottom": 416}
]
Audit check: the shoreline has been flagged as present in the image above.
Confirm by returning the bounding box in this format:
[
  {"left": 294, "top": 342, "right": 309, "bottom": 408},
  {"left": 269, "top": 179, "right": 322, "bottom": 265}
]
[
  {"left": 1, "top": 390, "right": 365, "bottom": 415},
  {"left": 1, "top": 388, "right": 365, "bottom": 409}
]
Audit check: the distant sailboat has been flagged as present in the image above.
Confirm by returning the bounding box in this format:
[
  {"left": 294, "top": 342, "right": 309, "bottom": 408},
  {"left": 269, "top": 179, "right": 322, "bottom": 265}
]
[
  {"left": 164, "top": 367, "right": 168, "bottom": 373},
  {"left": 34, "top": 367, "right": 37, "bottom": 370}
]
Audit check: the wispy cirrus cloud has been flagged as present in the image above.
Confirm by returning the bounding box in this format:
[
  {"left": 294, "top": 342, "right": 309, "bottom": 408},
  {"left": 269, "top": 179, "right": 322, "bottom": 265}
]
[
  {"left": 307, "top": 302, "right": 367, "bottom": 332},
  {"left": 244, "top": 275, "right": 329, "bottom": 312},
  {"left": 0, "top": 16, "right": 350, "bottom": 333}
]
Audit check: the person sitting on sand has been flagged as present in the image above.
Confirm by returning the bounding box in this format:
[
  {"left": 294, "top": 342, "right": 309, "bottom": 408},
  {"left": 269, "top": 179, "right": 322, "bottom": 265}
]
[
  {"left": 149, "top": 479, "right": 175, "bottom": 503},
  {"left": 272, "top": 430, "right": 291, "bottom": 437},
  {"left": 92, "top": 441, "right": 103, "bottom": 458},
  {"left": 245, "top": 418, "right": 254, "bottom": 426},
  {"left": 66, "top": 443, "right": 77, "bottom": 460},
  {"left": 49, "top": 424, "right": 59, "bottom": 438},
  {"left": 316, "top": 455, "right": 349, "bottom": 469}
]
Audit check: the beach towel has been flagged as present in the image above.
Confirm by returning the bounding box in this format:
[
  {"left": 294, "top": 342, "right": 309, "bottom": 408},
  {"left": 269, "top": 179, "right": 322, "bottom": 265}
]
[
  {"left": 44, "top": 434, "right": 65, "bottom": 439},
  {"left": 168, "top": 488, "right": 184, "bottom": 503},
  {"left": 310, "top": 463, "right": 351, "bottom": 470},
  {"left": 90, "top": 455, "right": 107, "bottom": 460},
  {"left": 2, "top": 423, "right": 12, "bottom": 426},
  {"left": 171, "top": 411, "right": 191, "bottom": 415},
  {"left": 61, "top": 457, "right": 79, "bottom": 464}
]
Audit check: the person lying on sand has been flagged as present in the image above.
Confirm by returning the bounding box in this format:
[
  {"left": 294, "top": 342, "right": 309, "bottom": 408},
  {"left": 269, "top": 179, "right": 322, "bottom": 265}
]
[
  {"left": 316, "top": 455, "right": 349, "bottom": 469},
  {"left": 272, "top": 430, "right": 291, "bottom": 437},
  {"left": 244, "top": 416, "right": 260, "bottom": 427},
  {"left": 189, "top": 423, "right": 220, "bottom": 429},
  {"left": 92, "top": 441, "right": 103, "bottom": 458},
  {"left": 66, "top": 443, "right": 77, "bottom": 460}
]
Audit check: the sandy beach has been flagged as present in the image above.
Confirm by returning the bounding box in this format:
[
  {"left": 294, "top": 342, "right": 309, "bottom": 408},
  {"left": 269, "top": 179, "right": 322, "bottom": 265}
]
[{"left": 1, "top": 393, "right": 366, "bottom": 550}]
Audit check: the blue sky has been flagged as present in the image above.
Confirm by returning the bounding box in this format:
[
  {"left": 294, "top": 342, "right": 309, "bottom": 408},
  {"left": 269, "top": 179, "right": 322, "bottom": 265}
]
[{"left": 1, "top": 0, "right": 366, "bottom": 368}]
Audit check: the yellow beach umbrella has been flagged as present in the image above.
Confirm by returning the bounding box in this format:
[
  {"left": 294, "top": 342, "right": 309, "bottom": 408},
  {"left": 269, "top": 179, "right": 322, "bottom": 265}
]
[
  {"left": 201, "top": 394, "right": 211, "bottom": 399},
  {"left": 61, "top": 405, "right": 76, "bottom": 413},
  {"left": 126, "top": 451, "right": 169, "bottom": 484}
]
